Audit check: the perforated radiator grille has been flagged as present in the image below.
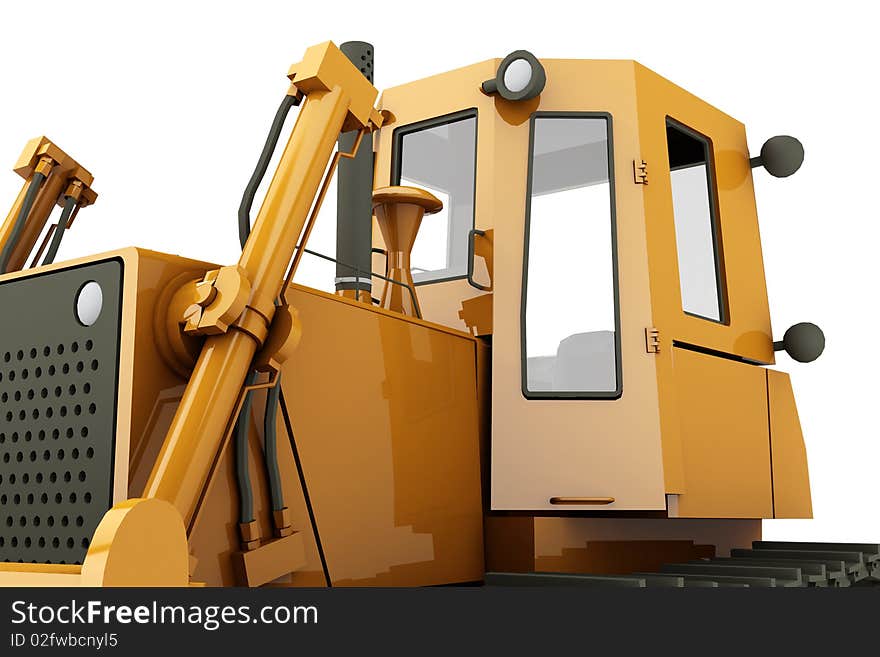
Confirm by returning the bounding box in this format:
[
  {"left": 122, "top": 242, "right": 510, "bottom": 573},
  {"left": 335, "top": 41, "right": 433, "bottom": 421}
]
[{"left": 0, "top": 259, "right": 122, "bottom": 565}]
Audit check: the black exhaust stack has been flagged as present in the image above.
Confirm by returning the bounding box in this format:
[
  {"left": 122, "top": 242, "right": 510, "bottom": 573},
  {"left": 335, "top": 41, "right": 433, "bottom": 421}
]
[{"left": 335, "top": 41, "right": 374, "bottom": 299}]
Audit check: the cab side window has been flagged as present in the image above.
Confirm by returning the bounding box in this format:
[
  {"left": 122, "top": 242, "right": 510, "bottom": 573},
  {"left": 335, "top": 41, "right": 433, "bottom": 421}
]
[
  {"left": 666, "top": 119, "right": 726, "bottom": 322},
  {"left": 392, "top": 111, "right": 477, "bottom": 284}
]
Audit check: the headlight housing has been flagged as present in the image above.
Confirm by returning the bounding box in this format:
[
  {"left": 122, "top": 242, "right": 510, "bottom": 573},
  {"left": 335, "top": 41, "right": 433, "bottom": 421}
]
[{"left": 482, "top": 50, "right": 546, "bottom": 101}]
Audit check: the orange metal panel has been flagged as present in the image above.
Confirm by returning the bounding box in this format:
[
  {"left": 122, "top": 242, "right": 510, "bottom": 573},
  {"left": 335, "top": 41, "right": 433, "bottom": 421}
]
[
  {"left": 671, "top": 347, "right": 773, "bottom": 518},
  {"left": 767, "top": 369, "right": 813, "bottom": 518},
  {"left": 278, "top": 285, "right": 485, "bottom": 586},
  {"left": 635, "top": 63, "right": 776, "bottom": 496},
  {"left": 634, "top": 64, "right": 774, "bottom": 364}
]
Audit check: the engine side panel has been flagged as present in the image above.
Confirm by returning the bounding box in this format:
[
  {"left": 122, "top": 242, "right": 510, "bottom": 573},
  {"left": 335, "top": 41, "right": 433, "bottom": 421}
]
[{"left": 280, "top": 286, "right": 485, "bottom": 586}]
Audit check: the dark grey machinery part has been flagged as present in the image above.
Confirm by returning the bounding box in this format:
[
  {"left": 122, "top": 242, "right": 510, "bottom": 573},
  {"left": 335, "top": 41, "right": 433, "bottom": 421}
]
[
  {"left": 234, "top": 372, "right": 258, "bottom": 525},
  {"left": 755, "top": 540, "right": 880, "bottom": 574},
  {"left": 659, "top": 562, "right": 804, "bottom": 586},
  {"left": 711, "top": 557, "right": 828, "bottom": 578},
  {"left": 750, "top": 135, "right": 804, "bottom": 177},
  {"left": 335, "top": 41, "right": 374, "bottom": 294},
  {"left": 0, "top": 172, "right": 46, "bottom": 274},
  {"left": 481, "top": 50, "right": 546, "bottom": 102},
  {"left": 733, "top": 549, "right": 865, "bottom": 578},
  {"left": 41, "top": 195, "right": 78, "bottom": 266},
  {"left": 707, "top": 558, "right": 834, "bottom": 586},
  {"left": 238, "top": 94, "right": 300, "bottom": 248},
  {"left": 263, "top": 374, "right": 284, "bottom": 512},
  {"left": 485, "top": 572, "right": 646, "bottom": 588},
  {"left": 746, "top": 548, "right": 866, "bottom": 570},
  {"left": 658, "top": 570, "right": 783, "bottom": 587},
  {"left": 747, "top": 541, "right": 880, "bottom": 583},
  {"left": 633, "top": 574, "right": 686, "bottom": 588},
  {"left": 481, "top": 78, "right": 498, "bottom": 95},
  {"left": 487, "top": 542, "right": 879, "bottom": 588},
  {"left": 0, "top": 259, "right": 123, "bottom": 564},
  {"left": 631, "top": 573, "right": 745, "bottom": 588},
  {"left": 466, "top": 228, "right": 490, "bottom": 291},
  {"left": 774, "top": 322, "right": 825, "bottom": 363}
]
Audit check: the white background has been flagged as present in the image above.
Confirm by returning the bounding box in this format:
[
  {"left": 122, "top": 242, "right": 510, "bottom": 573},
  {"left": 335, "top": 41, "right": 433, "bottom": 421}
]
[{"left": 0, "top": 1, "right": 876, "bottom": 542}]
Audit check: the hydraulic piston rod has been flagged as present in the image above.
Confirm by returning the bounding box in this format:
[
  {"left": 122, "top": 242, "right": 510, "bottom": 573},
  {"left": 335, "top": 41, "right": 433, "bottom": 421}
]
[{"left": 144, "top": 42, "right": 382, "bottom": 528}]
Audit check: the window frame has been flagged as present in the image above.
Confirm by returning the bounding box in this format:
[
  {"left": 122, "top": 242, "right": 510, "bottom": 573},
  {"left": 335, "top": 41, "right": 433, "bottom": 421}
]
[
  {"left": 665, "top": 116, "right": 729, "bottom": 325},
  {"left": 520, "top": 111, "right": 623, "bottom": 401},
  {"left": 390, "top": 108, "right": 479, "bottom": 286}
]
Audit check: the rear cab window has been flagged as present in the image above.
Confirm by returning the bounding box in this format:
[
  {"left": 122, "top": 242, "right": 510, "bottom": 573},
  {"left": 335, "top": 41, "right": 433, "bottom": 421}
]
[{"left": 665, "top": 118, "right": 727, "bottom": 323}]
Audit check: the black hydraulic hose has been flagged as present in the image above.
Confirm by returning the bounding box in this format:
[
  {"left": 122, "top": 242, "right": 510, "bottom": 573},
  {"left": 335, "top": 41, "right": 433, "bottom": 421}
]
[
  {"left": 263, "top": 373, "right": 284, "bottom": 512},
  {"left": 41, "top": 195, "right": 78, "bottom": 266},
  {"left": 238, "top": 93, "right": 300, "bottom": 248},
  {"left": 234, "top": 94, "right": 301, "bottom": 527},
  {"left": 0, "top": 172, "right": 46, "bottom": 273},
  {"left": 235, "top": 372, "right": 259, "bottom": 524}
]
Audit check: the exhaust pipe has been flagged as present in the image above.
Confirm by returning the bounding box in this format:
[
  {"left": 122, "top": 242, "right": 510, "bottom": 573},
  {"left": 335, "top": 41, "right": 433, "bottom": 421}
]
[{"left": 335, "top": 41, "right": 375, "bottom": 302}]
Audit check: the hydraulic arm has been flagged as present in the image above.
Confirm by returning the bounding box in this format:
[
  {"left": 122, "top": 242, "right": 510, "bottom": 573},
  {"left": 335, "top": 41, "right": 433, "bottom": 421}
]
[
  {"left": 0, "top": 137, "right": 96, "bottom": 274},
  {"left": 142, "top": 42, "right": 384, "bottom": 529}
]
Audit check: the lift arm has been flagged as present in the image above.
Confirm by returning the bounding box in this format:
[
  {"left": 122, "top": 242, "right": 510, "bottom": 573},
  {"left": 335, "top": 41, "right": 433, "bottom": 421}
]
[
  {"left": 0, "top": 137, "right": 97, "bottom": 274},
  {"left": 143, "top": 41, "right": 383, "bottom": 529}
]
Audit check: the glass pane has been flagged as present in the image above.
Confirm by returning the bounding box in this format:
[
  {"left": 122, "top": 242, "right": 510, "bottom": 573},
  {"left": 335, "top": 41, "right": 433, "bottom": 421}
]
[
  {"left": 666, "top": 120, "right": 724, "bottom": 321},
  {"left": 396, "top": 115, "right": 476, "bottom": 283},
  {"left": 523, "top": 116, "right": 619, "bottom": 396}
]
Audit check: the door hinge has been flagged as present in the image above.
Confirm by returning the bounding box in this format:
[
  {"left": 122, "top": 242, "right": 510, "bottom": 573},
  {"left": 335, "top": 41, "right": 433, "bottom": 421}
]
[
  {"left": 645, "top": 327, "right": 660, "bottom": 353},
  {"left": 633, "top": 158, "right": 648, "bottom": 185}
]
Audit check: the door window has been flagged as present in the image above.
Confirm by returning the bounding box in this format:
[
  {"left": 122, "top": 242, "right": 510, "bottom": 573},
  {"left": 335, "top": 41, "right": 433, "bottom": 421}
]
[{"left": 522, "top": 114, "right": 621, "bottom": 398}]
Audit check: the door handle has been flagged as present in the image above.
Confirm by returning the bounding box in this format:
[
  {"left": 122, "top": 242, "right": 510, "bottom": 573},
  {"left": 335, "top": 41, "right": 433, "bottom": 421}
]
[
  {"left": 467, "top": 228, "right": 491, "bottom": 291},
  {"left": 549, "top": 497, "right": 615, "bottom": 505}
]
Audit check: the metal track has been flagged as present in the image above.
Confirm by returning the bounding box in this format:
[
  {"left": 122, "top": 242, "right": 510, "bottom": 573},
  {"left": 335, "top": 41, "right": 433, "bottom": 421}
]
[{"left": 486, "top": 541, "right": 880, "bottom": 588}]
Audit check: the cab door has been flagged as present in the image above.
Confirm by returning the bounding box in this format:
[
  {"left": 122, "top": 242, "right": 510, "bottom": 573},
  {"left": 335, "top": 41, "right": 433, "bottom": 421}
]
[{"left": 490, "top": 60, "right": 667, "bottom": 512}]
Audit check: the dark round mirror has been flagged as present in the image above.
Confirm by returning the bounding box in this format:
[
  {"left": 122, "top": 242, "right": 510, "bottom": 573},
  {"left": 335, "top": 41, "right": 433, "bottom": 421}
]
[
  {"left": 775, "top": 322, "right": 825, "bottom": 363},
  {"left": 757, "top": 135, "right": 804, "bottom": 178}
]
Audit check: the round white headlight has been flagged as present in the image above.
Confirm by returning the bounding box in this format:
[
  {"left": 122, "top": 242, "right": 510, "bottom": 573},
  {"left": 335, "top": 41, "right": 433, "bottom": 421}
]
[
  {"left": 76, "top": 280, "right": 103, "bottom": 327},
  {"left": 503, "top": 58, "right": 533, "bottom": 93},
  {"left": 482, "top": 50, "right": 545, "bottom": 101}
]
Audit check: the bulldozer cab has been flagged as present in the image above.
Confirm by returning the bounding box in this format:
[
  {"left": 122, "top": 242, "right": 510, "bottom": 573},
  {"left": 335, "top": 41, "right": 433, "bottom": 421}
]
[{"left": 374, "top": 55, "right": 812, "bottom": 518}]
